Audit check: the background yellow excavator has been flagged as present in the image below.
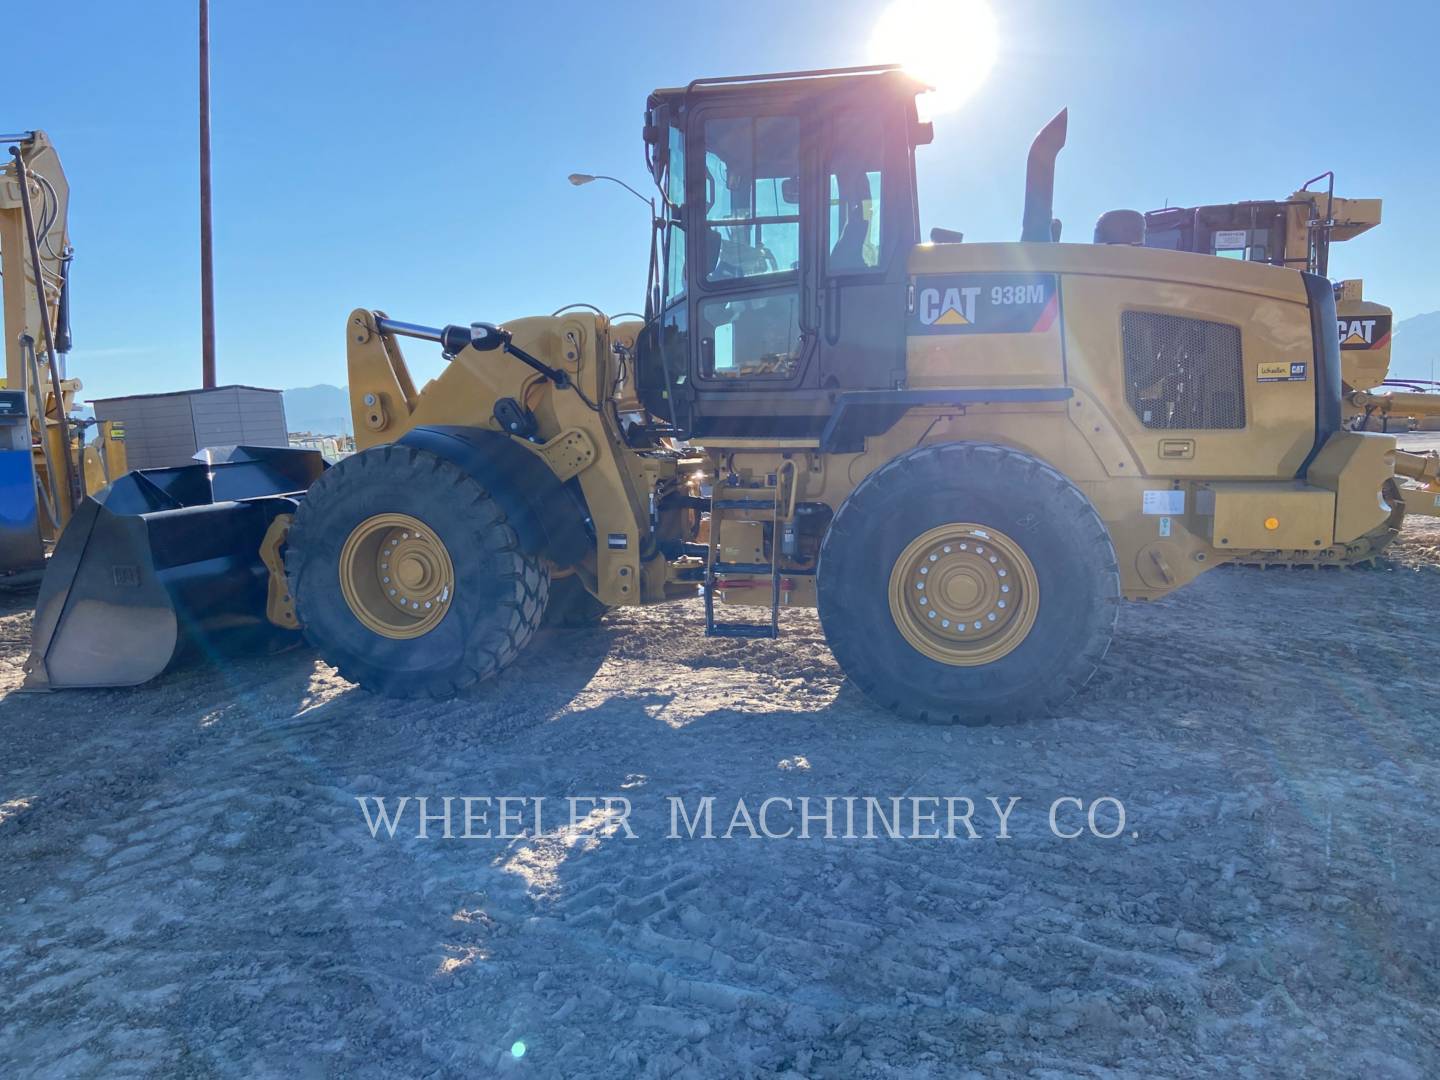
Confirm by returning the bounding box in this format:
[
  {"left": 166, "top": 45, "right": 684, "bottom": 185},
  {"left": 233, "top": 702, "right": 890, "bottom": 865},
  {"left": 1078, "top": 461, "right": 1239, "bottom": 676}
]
[{"left": 0, "top": 130, "right": 127, "bottom": 575}]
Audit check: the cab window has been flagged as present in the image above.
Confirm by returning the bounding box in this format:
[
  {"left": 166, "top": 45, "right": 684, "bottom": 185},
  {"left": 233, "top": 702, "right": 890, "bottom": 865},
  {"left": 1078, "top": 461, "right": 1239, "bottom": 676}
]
[
  {"left": 665, "top": 123, "right": 686, "bottom": 209},
  {"left": 664, "top": 226, "right": 687, "bottom": 301},
  {"left": 703, "top": 115, "right": 800, "bottom": 283},
  {"left": 663, "top": 124, "right": 687, "bottom": 301},
  {"left": 699, "top": 291, "right": 802, "bottom": 380},
  {"left": 827, "top": 112, "right": 884, "bottom": 273}
]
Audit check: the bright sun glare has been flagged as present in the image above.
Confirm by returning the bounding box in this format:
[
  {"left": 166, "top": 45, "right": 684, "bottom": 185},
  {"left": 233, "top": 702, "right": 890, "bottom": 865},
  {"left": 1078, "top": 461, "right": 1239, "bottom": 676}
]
[{"left": 868, "top": 0, "right": 998, "bottom": 116}]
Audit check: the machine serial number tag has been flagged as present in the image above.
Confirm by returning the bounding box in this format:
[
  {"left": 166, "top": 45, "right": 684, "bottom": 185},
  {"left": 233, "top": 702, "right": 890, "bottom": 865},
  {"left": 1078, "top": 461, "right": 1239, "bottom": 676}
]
[
  {"left": 909, "top": 273, "right": 1059, "bottom": 335},
  {"left": 1257, "top": 361, "right": 1307, "bottom": 382},
  {"left": 1143, "top": 490, "right": 1185, "bottom": 515}
]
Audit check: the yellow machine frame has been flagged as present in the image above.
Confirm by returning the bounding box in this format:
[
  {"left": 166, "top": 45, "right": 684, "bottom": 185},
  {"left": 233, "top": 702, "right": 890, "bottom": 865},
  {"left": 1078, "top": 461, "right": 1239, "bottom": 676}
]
[{"left": 347, "top": 238, "right": 1394, "bottom": 610}]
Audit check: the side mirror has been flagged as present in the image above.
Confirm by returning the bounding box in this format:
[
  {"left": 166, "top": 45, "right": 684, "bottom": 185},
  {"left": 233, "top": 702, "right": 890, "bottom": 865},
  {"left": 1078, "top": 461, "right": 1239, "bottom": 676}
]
[{"left": 781, "top": 177, "right": 799, "bottom": 205}]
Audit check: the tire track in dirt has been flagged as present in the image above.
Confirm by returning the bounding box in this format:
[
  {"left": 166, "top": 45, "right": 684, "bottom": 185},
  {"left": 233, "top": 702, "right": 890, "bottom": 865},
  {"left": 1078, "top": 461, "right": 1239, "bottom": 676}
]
[{"left": 1, "top": 523, "right": 1437, "bottom": 1076}]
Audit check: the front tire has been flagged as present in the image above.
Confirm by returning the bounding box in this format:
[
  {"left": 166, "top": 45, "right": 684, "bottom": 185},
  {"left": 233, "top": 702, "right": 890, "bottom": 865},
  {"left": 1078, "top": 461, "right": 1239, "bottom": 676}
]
[
  {"left": 285, "top": 444, "right": 549, "bottom": 698},
  {"left": 817, "top": 442, "right": 1119, "bottom": 724}
]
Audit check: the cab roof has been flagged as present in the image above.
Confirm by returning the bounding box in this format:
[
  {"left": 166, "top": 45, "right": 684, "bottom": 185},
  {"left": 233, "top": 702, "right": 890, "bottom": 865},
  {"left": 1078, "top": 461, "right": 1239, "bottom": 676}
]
[{"left": 647, "top": 65, "right": 928, "bottom": 110}]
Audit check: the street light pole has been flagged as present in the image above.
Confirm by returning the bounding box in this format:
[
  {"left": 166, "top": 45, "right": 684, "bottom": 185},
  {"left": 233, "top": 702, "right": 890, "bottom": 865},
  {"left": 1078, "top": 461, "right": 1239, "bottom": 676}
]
[
  {"left": 568, "top": 173, "right": 661, "bottom": 316},
  {"left": 567, "top": 173, "right": 655, "bottom": 215},
  {"left": 199, "top": 0, "right": 216, "bottom": 389}
]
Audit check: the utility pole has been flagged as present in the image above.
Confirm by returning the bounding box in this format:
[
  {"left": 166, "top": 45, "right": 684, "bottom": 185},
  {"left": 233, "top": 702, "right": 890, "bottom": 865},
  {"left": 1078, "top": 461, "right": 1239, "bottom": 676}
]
[{"left": 199, "top": 0, "right": 216, "bottom": 388}]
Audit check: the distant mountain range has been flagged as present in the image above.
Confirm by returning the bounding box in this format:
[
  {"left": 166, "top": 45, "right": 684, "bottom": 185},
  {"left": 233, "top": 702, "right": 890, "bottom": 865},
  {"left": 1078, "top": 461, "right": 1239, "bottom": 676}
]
[
  {"left": 1391, "top": 311, "right": 1440, "bottom": 384},
  {"left": 283, "top": 384, "right": 352, "bottom": 436}
]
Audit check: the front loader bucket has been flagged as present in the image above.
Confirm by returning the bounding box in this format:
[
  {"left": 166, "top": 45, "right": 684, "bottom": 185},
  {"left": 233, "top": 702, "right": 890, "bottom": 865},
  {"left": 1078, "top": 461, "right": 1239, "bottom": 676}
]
[{"left": 23, "top": 445, "right": 325, "bottom": 691}]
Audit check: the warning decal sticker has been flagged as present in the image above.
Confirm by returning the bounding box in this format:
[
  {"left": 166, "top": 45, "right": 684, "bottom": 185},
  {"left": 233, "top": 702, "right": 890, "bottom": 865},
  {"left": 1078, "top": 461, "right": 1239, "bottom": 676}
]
[{"left": 910, "top": 273, "right": 1059, "bottom": 335}]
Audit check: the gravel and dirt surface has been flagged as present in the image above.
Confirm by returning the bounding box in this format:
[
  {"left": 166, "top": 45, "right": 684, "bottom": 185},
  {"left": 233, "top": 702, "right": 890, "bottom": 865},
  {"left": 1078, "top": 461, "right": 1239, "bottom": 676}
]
[{"left": 2, "top": 520, "right": 1438, "bottom": 1078}]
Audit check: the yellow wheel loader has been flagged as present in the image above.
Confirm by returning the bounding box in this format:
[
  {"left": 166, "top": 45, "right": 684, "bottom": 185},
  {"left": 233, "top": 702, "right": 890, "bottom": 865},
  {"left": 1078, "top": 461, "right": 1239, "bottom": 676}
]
[{"left": 23, "top": 67, "right": 1400, "bottom": 723}]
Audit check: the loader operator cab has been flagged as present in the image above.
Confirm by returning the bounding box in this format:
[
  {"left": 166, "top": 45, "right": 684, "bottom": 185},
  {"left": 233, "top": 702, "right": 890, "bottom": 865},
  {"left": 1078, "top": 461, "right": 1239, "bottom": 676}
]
[{"left": 636, "top": 67, "right": 930, "bottom": 438}]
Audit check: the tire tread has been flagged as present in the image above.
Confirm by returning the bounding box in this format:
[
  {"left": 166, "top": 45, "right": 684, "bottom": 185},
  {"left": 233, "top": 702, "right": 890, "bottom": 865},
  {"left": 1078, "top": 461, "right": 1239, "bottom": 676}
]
[{"left": 284, "top": 444, "right": 549, "bottom": 699}]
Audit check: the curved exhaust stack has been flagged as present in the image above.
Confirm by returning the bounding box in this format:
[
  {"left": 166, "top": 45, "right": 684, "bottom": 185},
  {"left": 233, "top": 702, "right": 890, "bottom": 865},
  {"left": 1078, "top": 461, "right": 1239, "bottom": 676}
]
[{"left": 1021, "top": 109, "right": 1068, "bottom": 242}]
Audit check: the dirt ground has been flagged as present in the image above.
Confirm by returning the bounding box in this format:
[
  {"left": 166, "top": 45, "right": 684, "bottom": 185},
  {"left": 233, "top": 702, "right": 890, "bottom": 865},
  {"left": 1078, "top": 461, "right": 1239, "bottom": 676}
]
[{"left": 1, "top": 519, "right": 1438, "bottom": 1079}]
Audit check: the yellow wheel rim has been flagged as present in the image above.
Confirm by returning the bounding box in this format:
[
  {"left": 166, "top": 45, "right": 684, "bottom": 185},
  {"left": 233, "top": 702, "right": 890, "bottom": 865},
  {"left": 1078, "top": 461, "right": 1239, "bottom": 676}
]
[
  {"left": 887, "top": 523, "right": 1040, "bottom": 666},
  {"left": 339, "top": 513, "right": 455, "bottom": 639}
]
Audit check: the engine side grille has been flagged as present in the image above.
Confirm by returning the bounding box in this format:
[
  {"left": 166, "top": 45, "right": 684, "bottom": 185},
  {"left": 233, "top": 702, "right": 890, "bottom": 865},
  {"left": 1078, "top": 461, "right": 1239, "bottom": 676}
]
[{"left": 1122, "top": 311, "right": 1245, "bottom": 430}]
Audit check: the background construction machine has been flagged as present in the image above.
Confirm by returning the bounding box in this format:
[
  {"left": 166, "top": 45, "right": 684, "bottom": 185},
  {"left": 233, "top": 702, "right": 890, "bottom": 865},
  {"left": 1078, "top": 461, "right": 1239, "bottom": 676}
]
[
  {"left": 0, "top": 131, "right": 127, "bottom": 575},
  {"left": 24, "top": 67, "right": 1403, "bottom": 723},
  {"left": 1115, "top": 177, "right": 1440, "bottom": 559}
]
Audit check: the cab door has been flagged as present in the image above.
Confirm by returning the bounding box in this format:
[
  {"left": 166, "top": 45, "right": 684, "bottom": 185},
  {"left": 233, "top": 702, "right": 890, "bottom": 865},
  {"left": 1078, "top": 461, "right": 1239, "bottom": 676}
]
[
  {"left": 815, "top": 105, "right": 915, "bottom": 391},
  {"left": 685, "top": 107, "right": 813, "bottom": 390}
]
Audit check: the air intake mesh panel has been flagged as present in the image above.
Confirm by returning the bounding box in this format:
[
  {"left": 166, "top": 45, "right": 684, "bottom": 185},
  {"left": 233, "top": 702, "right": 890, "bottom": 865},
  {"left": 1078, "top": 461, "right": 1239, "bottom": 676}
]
[{"left": 1122, "top": 311, "right": 1245, "bottom": 430}]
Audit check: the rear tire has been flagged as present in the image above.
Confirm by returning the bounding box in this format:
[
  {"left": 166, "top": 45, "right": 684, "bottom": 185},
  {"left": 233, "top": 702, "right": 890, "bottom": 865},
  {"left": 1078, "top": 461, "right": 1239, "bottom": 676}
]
[
  {"left": 285, "top": 444, "right": 549, "bottom": 698},
  {"left": 817, "top": 442, "right": 1119, "bottom": 725}
]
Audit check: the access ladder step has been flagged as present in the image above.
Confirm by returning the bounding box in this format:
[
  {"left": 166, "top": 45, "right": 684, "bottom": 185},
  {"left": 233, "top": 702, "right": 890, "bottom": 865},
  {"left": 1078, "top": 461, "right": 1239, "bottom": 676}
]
[
  {"left": 712, "top": 561, "right": 774, "bottom": 575},
  {"left": 712, "top": 563, "right": 816, "bottom": 577},
  {"left": 711, "top": 498, "right": 777, "bottom": 511},
  {"left": 706, "top": 623, "right": 779, "bottom": 639}
]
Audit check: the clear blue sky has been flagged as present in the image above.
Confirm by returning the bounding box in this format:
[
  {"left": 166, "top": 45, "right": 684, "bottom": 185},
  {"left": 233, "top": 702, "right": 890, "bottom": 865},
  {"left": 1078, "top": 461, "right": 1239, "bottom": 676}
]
[{"left": 12, "top": 0, "right": 1439, "bottom": 402}]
